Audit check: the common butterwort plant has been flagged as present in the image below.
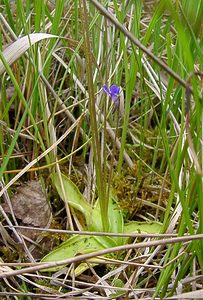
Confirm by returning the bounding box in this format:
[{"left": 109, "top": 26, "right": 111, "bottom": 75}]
[
  {"left": 103, "top": 84, "right": 120, "bottom": 112},
  {"left": 41, "top": 172, "right": 163, "bottom": 276},
  {"left": 41, "top": 83, "right": 162, "bottom": 276}
]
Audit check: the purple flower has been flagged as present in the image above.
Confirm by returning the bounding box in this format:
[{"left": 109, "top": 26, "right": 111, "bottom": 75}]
[{"left": 103, "top": 84, "right": 120, "bottom": 112}]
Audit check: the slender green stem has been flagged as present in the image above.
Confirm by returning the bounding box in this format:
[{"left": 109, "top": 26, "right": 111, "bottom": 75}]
[{"left": 82, "top": 0, "right": 109, "bottom": 231}]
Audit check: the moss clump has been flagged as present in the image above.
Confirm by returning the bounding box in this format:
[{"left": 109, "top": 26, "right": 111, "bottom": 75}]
[{"left": 112, "top": 165, "right": 169, "bottom": 220}]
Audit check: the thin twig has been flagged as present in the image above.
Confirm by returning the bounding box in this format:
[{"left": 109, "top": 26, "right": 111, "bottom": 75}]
[{"left": 1, "top": 233, "right": 203, "bottom": 278}]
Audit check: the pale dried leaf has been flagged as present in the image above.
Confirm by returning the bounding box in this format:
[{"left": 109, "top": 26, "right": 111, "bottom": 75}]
[
  {"left": 0, "top": 33, "right": 57, "bottom": 75},
  {"left": 5, "top": 180, "right": 52, "bottom": 228}
]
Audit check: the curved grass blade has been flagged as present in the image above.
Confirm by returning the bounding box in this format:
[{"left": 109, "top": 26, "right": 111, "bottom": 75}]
[{"left": 0, "top": 33, "right": 57, "bottom": 75}]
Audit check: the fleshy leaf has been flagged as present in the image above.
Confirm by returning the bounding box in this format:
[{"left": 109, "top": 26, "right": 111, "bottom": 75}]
[
  {"left": 124, "top": 221, "right": 163, "bottom": 234},
  {"left": 41, "top": 235, "right": 106, "bottom": 272},
  {"left": 52, "top": 173, "right": 103, "bottom": 231},
  {"left": 52, "top": 173, "right": 90, "bottom": 215},
  {"left": 41, "top": 233, "right": 117, "bottom": 275},
  {"left": 108, "top": 194, "right": 124, "bottom": 245}
]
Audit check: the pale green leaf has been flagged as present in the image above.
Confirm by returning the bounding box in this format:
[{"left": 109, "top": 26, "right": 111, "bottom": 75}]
[
  {"left": 52, "top": 173, "right": 91, "bottom": 216},
  {"left": 41, "top": 235, "right": 107, "bottom": 273},
  {"left": 108, "top": 194, "right": 124, "bottom": 245},
  {"left": 52, "top": 173, "right": 105, "bottom": 231},
  {"left": 124, "top": 221, "right": 163, "bottom": 234}
]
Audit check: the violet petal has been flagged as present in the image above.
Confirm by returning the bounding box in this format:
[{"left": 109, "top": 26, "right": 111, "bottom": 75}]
[
  {"left": 103, "top": 85, "right": 111, "bottom": 97},
  {"left": 110, "top": 84, "right": 120, "bottom": 96}
]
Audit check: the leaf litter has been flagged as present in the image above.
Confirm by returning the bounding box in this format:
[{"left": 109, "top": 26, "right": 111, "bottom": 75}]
[{"left": 2, "top": 180, "right": 53, "bottom": 258}]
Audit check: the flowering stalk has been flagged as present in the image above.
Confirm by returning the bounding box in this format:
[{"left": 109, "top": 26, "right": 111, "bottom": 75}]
[
  {"left": 82, "top": 0, "right": 109, "bottom": 232},
  {"left": 103, "top": 84, "right": 120, "bottom": 201}
]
